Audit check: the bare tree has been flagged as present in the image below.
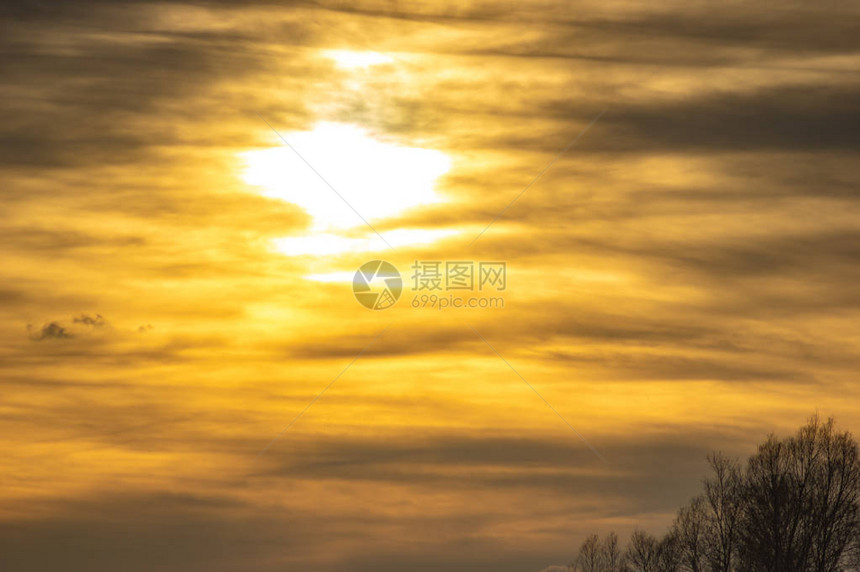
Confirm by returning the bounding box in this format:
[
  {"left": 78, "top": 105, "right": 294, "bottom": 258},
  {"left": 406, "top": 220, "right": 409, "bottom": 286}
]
[
  {"left": 627, "top": 529, "right": 659, "bottom": 572},
  {"left": 847, "top": 534, "right": 860, "bottom": 570},
  {"left": 576, "top": 533, "right": 603, "bottom": 572},
  {"left": 673, "top": 496, "right": 707, "bottom": 572},
  {"left": 602, "top": 531, "right": 625, "bottom": 572},
  {"left": 655, "top": 530, "right": 681, "bottom": 572},
  {"left": 806, "top": 418, "right": 860, "bottom": 572},
  {"left": 737, "top": 433, "right": 790, "bottom": 571},
  {"left": 571, "top": 415, "right": 860, "bottom": 572},
  {"left": 738, "top": 415, "right": 860, "bottom": 572},
  {"left": 703, "top": 453, "right": 742, "bottom": 572}
]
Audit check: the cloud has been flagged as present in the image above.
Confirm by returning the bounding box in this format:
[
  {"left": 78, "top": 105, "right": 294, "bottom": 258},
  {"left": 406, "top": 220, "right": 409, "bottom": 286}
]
[
  {"left": 73, "top": 313, "right": 106, "bottom": 327},
  {"left": 27, "top": 321, "right": 73, "bottom": 340},
  {"left": 27, "top": 314, "right": 108, "bottom": 341},
  {"left": 0, "top": 491, "right": 317, "bottom": 572}
]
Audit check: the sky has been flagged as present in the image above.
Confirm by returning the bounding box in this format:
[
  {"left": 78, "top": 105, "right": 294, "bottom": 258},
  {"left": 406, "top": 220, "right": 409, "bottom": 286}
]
[{"left": 1, "top": 0, "right": 859, "bottom": 570}]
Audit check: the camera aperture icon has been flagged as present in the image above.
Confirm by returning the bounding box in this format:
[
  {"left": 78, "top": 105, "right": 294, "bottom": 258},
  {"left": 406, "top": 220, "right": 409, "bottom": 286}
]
[{"left": 353, "top": 260, "right": 402, "bottom": 310}]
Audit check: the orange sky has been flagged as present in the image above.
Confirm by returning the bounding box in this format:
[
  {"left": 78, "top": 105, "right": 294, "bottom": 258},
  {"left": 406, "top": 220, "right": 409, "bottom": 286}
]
[{"left": 1, "top": 1, "right": 859, "bottom": 570}]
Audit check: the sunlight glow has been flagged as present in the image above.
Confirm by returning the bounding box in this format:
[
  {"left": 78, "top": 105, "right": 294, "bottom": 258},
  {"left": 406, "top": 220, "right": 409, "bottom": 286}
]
[
  {"left": 242, "top": 122, "right": 451, "bottom": 231},
  {"left": 272, "top": 228, "right": 460, "bottom": 257},
  {"left": 323, "top": 50, "right": 394, "bottom": 69}
]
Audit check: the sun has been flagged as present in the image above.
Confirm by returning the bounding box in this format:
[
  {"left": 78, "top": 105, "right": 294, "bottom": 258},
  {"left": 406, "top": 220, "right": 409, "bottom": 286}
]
[{"left": 241, "top": 122, "right": 455, "bottom": 254}]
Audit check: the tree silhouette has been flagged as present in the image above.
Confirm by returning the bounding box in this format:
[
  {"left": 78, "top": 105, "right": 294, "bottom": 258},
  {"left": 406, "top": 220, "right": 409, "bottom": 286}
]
[
  {"left": 569, "top": 415, "right": 860, "bottom": 572},
  {"left": 626, "top": 529, "right": 659, "bottom": 572},
  {"left": 738, "top": 415, "right": 860, "bottom": 572},
  {"left": 703, "top": 453, "right": 742, "bottom": 572},
  {"left": 673, "top": 495, "right": 708, "bottom": 572},
  {"left": 576, "top": 534, "right": 602, "bottom": 572},
  {"left": 603, "top": 531, "right": 624, "bottom": 572}
]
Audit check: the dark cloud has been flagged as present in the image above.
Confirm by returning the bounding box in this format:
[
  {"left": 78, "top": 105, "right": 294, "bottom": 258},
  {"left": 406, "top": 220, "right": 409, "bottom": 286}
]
[
  {"left": 594, "top": 83, "right": 860, "bottom": 152},
  {"left": 0, "top": 3, "right": 322, "bottom": 169},
  {"left": 0, "top": 487, "right": 563, "bottom": 572},
  {"left": 0, "top": 287, "right": 28, "bottom": 305},
  {"left": 27, "top": 321, "right": 74, "bottom": 340},
  {"left": 285, "top": 324, "right": 476, "bottom": 359},
  {"left": 0, "top": 427, "right": 734, "bottom": 571},
  {"left": 418, "top": 83, "right": 860, "bottom": 155},
  {"left": 255, "top": 432, "right": 714, "bottom": 502},
  {"left": 73, "top": 313, "right": 106, "bottom": 326},
  {"left": 0, "top": 491, "right": 317, "bottom": 572},
  {"left": 280, "top": 299, "right": 858, "bottom": 385},
  {"left": 472, "top": 6, "right": 860, "bottom": 64},
  {"left": 26, "top": 313, "right": 108, "bottom": 341},
  {"left": 0, "top": 227, "right": 145, "bottom": 251}
]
